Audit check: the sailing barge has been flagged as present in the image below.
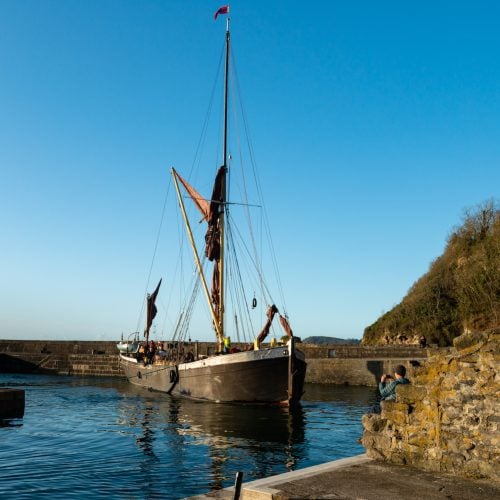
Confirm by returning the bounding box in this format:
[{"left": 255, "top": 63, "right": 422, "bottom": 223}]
[{"left": 119, "top": 8, "right": 306, "bottom": 405}]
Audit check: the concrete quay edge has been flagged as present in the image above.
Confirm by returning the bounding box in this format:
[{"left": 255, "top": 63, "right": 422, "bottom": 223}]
[
  {"left": 186, "top": 455, "right": 371, "bottom": 500},
  {"left": 239, "top": 454, "right": 371, "bottom": 500},
  {"left": 186, "top": 453, "right": 500, "bottom": 500}
]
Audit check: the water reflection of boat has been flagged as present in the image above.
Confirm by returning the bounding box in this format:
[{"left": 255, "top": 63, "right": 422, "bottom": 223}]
[
  {"left": 114, "top": 381, "right": 306, "bottom": 486},
  {"left": 173, "top": 398, "right": 305, "bottom": 446},
  {"left": 114, "top": 380, "right": 305, "bottom": 446}
]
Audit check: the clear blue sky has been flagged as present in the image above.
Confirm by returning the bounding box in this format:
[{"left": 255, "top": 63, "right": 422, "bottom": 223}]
[{"left": 1, "top": 1, "right": 499, "bottom": 341}]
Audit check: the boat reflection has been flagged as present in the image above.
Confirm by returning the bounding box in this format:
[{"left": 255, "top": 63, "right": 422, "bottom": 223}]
[
  {"left": 173, "top": 398, "right": 306, "bottom": 489},
  {"left": 114, "top": 382, "right": 306, "bottom": 489},
  {"left": 174, "top": 398, "right": 305, "bottom": 444}
]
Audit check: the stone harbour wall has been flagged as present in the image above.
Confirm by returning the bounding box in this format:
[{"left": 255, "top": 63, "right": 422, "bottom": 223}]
[
  {"left": 0, "top": 339, "right": 427, "bottom": 386},
  {"left": 362, "top": 329, "right": 499, "bottom": 482}
]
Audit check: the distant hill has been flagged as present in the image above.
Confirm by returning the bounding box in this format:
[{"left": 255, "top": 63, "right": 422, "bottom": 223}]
[
  {"left": 363, "top": 200, "right": 500, "bottom": 347},
  {"left": 302, "top": 336, "right": 360, "bottom": 345}
]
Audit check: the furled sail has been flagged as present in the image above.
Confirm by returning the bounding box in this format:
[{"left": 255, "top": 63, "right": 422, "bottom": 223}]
[
  {"left": 145, "top": 278, "right": 162, "bottom": 341},
  {"left": 279, "top": 314, "right": 293, "bottom": 337},
  {"left": 255, "top": 305, "right": 294, "bottom": 346},
  {"left": 206, "top": 166, "right": 226, "bottom": 326},
  {"left": 256, "top": 304, "right": 279, "bottom": 344},
  {"left": 205, "top": 166, "right": 225, "bottom": 262}
]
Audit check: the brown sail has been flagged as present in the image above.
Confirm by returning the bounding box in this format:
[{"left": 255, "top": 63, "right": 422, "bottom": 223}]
[
  {"left": 145, "top": 278, "right": 162, "bottom": 342},
  {"left": 173, "top": 170, "right": 210, "bottom": 221}
]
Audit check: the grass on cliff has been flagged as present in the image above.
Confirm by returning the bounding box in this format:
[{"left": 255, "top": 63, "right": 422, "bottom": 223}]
[{"left": 363, "top": 200, "right": 500, "bottom": 347}]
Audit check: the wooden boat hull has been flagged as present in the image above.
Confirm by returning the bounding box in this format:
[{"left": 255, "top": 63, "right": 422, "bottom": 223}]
[{"left": 120, "top": 343, "right": 306, "bottom": 405}]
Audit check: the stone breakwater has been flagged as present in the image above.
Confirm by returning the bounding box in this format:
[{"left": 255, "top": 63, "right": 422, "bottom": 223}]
[
  {"left": 0, "top": 340, "right": 427, "bottom": 386},
  {"left": 0, "top": 341, "right": 122, "bottom": 377},
  {"left": 362, "top": 329, "right": 499, "bottom": 482}
]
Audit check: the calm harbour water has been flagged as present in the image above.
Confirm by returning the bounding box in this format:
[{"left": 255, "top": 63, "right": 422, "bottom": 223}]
[{"left": 0, "top": 374, "right": 377, "bottom": 499}]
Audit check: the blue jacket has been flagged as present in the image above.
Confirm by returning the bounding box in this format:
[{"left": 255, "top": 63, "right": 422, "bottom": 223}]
[{"left": 379, "top": 377, "right": 409, "bottom": 401}]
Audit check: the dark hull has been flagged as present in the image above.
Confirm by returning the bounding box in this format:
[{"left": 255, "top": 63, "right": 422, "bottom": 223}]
[{"left": 120, "top": 343, "right": 306, "bottom": 405}]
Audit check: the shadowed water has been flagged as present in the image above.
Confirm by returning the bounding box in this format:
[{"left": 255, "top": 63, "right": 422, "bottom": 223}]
[{"left": 0, "top": 374, "right": 377, "bottom": 499}]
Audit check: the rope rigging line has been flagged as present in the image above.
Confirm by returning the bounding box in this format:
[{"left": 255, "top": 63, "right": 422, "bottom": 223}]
[
  {"left": 225, "top": 220, "right": 255, "bottom": 342},
  {"left": 230, "top": 50, "right": 289, "bottom": 317},
  {"left": 135, "top": 173, "right": 173, "bottom": 334},
  {"left": 227, "top": 211, "right": 274, "bottom": 305},
  {"left": 187, "top": 40, "right": 225, "bottom": 183},
  {"left": 159, "top": 234, "right": 187, "bottom": 339},
  {"left": 173, "top": 256, "right": 205, "bottom": 343}
]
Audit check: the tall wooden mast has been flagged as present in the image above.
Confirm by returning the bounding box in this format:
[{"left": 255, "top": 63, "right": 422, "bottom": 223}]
[{"left": 218, "top": 17, "right": 230, "bottom": 339}]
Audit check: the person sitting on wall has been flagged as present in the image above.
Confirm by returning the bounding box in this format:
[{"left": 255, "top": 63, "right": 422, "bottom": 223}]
[
  {"left": 369, "top": 365, "right": 409, "bottom": 413},
  {"left": 419, "top": 335, "right": 427, "bottom": 348},
  {"left": 379, "top": 365, "right": 410, "bottom": 402}
]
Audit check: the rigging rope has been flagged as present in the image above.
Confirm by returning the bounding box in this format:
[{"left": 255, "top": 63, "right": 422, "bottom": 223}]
[
  {"left": 135, "top": 174, "right": 173, "bottom": 334},
  {"left": 230, "top": 52, "right": 289, "bottom": 318}
]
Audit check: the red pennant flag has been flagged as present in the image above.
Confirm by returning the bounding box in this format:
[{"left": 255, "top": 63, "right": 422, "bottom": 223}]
[{"left": 214, "top": 5, "right": 229, "bottom": 20}]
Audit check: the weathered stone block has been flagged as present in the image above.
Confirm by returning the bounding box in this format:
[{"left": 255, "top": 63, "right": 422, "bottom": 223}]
[
  {"left": 409, "top": 400, "right": 439, "bottom": 427},
  {"left": 420, "top": 458, "right": 441, "bottom": 473},
  {"left": 381, "top": 401, "right": 409, "bottom": 413},
  {"left": 478, "top": 459, "right": 498, "bottom": 480},
  {"left": 441, "top": 405, "right": 462, "bottom": 425},
  {"left": 440, "top": 452, "right": 466, "bottom": 472},
  {"left": 446, "top": 438, "right": 464, "bottom": 455},
  {"left": 364, "top": 446, "right": 386, "bottom": 460},
  {"left": 381, "top": 401, "right": 409, "bottom": 425},
  {"left": 387, "top": 451, "right": 407, "bottom": 464},
  {"left": 478, "top": 383, "right": 500, "bottom": 397},
  {"left": 407, "top": 432, "right": 433, "bottom": 448},
  {"left": 362, "top": 414, "right": 387, "bottom": 433},
  {"left": 476, "top": 432, "right": 500, "bottom": 447},
  {"left": 457, "top": 368, "right": 479, "bottom": 383},
  {"left": 453, "top": 331, "right": 487, "bottom": 353},
  {"left": 396, "top": 384, "right": 427, "bottom": 404},
  {"left": 425, "top": 447, "right": 442, "bottom": 461},
  {"left": 458, "top": 352, "right": 479, "bottom": 363},
  {"left": 362, "top": 430, "right": 391, "bottom": 454},
  {"left": 441, "top": 389, "right": 463, "bottom": 405}
]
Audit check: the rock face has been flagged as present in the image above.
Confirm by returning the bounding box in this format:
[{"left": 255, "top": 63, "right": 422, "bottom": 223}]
[{"left": 362, "top": 329, "right": 499, "bottom": 482}]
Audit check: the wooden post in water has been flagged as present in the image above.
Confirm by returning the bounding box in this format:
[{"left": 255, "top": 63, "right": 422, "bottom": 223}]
[
  {"left": 233, "top": 471, "right": 243, "bottom": 500},
  {"left": 0, "top": 388, "right": 25, "bottom": 419}
]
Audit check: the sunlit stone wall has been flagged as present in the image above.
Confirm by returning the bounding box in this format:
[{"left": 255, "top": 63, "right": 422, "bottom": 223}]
[{"left": 362, "top": 329, "right": 499, "bottom": 481}]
